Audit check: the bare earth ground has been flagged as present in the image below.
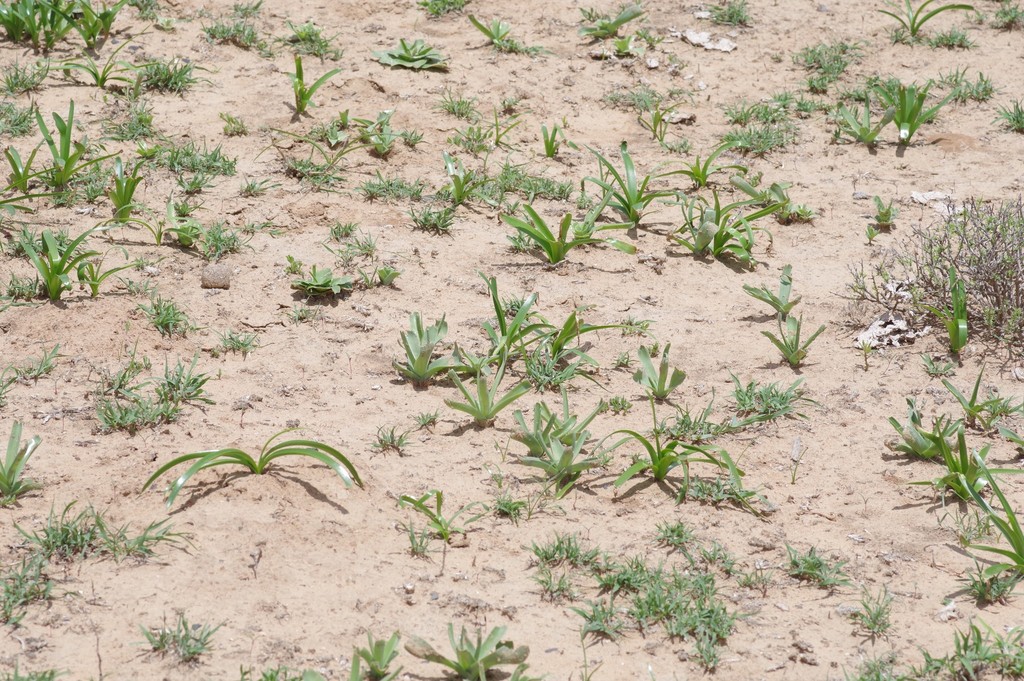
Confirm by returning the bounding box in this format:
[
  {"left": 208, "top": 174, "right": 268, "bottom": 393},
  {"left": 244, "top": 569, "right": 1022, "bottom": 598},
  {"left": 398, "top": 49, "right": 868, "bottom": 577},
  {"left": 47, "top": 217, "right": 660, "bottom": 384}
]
[{"left": 2, "top": 0, "right": 1024, "bottom": 679}]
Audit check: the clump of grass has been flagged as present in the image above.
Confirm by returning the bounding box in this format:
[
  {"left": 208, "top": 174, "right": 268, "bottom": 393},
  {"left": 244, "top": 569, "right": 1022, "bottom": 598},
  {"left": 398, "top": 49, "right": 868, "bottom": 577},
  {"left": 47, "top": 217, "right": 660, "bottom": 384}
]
[
  {"left": 721, "top": 122, "right": 795, "bottom": 155},
  {"left": 280, "top": 20, "right": 343, "bottom": 59},
  {"left": 104, "top": 101, "right": 156, "bottom": 140},
  {"left": 938, "top": 67, "right": 994, "bottom": 103},
  {"left": 928, "top": 26, "right": 975, "bottom": 49},
  {"left": 786, "top": 545, "right": 851, "bottom": 592},
  {"left": 0, "top": 101, "right": 36, "bottom": 137},
  {"left": 409, "top": 206, "right": 455, "bottom": 234},
  {"left": 141, "top": 612, "right": 221, "bottom": 664},
  {"left": 419, "top": 0, "right": 467, "bottom": 16},
  {"left": 997, "top": 100, "right": 1024, "bottom": 133},
  {"left": 151, "top": 140, "right": 237, "bottom": 176},
  {"left": 709, "top": 0, "right": 752, "bottom": 26},
  {"left": 602, "top": 84, "right": 678, "bottom": 112},
  {"left": 139, "top": 59, "right": 203, "bottom": 93},
  {"left": 1, "top": 556, "right": 52, "bottom": 625},
  {"left": 17, "top": 502, "right": 188, "bottom": 562},
  {"left": 993, "top": 1, "right": 1024, "bottom": 29},
  {"left": 438, "top": 89, "right": 479, "bottom": 121},
  {"left": 139, "top": 296, "right": 192, "bottom": 337},
  {"left": 793, "top": 41, "right": 861, "bottom": 93},
  {"left": 203, "top": 18, "right": 268, "bottom": 53},
  {"left": 220, "top": 112, "right": 248, "bottom": 136}
]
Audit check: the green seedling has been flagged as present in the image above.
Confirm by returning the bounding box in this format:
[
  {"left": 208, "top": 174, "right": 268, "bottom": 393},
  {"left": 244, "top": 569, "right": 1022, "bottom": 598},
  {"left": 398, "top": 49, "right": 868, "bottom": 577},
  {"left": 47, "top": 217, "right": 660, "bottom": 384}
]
[
  {"left": 540, "top": 122, "right": 568, "bottom": 158},
  {"left": 108, "top": 157, "right": 144, "bottom": 222},
  {"left": 22, "top": 225, "right": 104, "bottom": 301},
  {"left": 398, "top": 489, "right": 486, "bottom": 543},
  {"left": 519, "top": 426, "right": 603, "bottom": 492},
  {"left": 923, "top": 354, "right": 956, "bottom": 377},
  {"left": 584, "top": 141, "right": 671, "bottom": 228},
  {"left": 729, "top": 174, "right": 793, "bottom": 209},
  {"left": 865, "top": 223, "right": 882, "bottom": 244},
  {"left": 873, "top": 195, "right": 899, "bottom": 227},
  {"left": 405, "top": 625, "right": 529, "bottom": 681},
  {"left": 516, "top": 412, "right": 604, "bottom": 498},
  {"left": 468, "top": 14, "right": 510, "bottom": 42},
  {"left": 291, "top": 265, "right": 352, "bottom": 298},
  {"left": 604, "top": 398, "right": 739, "bottom": 492},
  {"left": 1, "top": 422, "right": 41, "bottom": 506},
  {"left": 442, "top": 151, "right": 481, "bottom": 205},
  {"left": 355, "top": 631, "right": 403, "bottom": 681},
  {"left": 448, "top": 108, "right": 521, "bottom": 154},
  {"left": 675, "top": 187, "right": 781, "bottom": 265},
  {"left": 76, "top": 248, "right": 135, "bottom": 298},
  {"left": 610, "top": 34, "right": 644, "bottom": 58},
  {"left": 512, "top": 389, "right": 602, "bottom": 454},
  {"left": 540, "top": 306, "right": 626, "bottom": 364},
  {"left": 156, "top": 355, "right": 213, "bottom": 406},
  {"left": 633, "top": 343, "right": 685, "bottom": 400},
  {"left": 445, "top": 361, "right": 530, "bottom": 427},
  {"left": 743, "top": 264, "right": 801, "bottom": 319},
  {"left": 879, "top": 0, "right": 974, "bottom": 39},
  {"left": 911, "top": 427, "right": 1023, "bottom": 500},
  {"left": 373, "top": 265, "right": 400, "bottom": 286},
  {"left": 833, "top": 96, "right": 895, "bottom": 146},
  {"left": 0, "top": 0, "right": 74, "bottom": 50},
  {"left": 35, "top": 100, "right": 115, "bottom": 188},
  {"left": 354, "top": 110, "right": 403, "bottom": 158},
  {"left": 409, "top": 206, "right": 456, "bottom": 234},
  {"left": 923, "top": 266, "right": 968, "bottom": 354},
  {"left": 579, "top": 4, "right": 644, "bottom": 39},
  {"left": 874, "top": 80, "right": 953, "bottom": 143},
  {"left": 500, "top": 201, "right": 635, "bottom": 264},
  {"left": 142, "top": 428, "right": 362, "bottom": 507},
  {"left": 943, "top": 367, "right": 1022, "bottom": 430},
  {"left": 288, "top": 55, "right": 340, "bottom": 116},
  {"left": 467, "top": 15, "right": 539, "bottom": 53},
  {"left": 666, "top": 141, "right": 747, "bottom": 188},
  {"left": 68, "top": 0, "right": 128, "bottom": 48},
  {"left": 4, "top": 145, "right": 39, "bottom": 192},
  {"left": 394, "top": 312, "right": 455, "bottom": 386},
  {"left": 1002, "top": 426, "right": 1024, "bottom": 452},
  {"left": 762, "top": 315, "right": 826, "bottom": 367},
  {"left": 479, "top": 274, "right": 549, "bottom": 364},
  {"left": 888, "top": 399, "right": 959, "bottom": 458},
  {"left": 374, "top": 39, "right": 448, "bottom": 70},
  {"left": 967, "top": 456, "right": 1024, "bottom": 580},
  {"left": 636, "top": 100, "right": 676, "bottom": 142},
  {"left": 60, "top": 36, "right": 139, "bottom": 88}
]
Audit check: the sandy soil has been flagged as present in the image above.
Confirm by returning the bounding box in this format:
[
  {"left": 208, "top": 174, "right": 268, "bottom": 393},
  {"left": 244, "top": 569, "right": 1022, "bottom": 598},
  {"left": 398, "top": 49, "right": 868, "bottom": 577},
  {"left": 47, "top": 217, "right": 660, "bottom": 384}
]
[{"left": 2, "top": 0, "right": 1024, "bottom": 679}]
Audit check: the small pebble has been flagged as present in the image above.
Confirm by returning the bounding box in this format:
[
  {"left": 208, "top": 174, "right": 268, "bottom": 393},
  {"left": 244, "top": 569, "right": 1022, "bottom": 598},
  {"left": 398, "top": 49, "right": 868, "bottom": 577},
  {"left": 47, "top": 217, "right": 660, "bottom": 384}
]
[{"left": 201, "top": 264, "right": 231, "bottom": 289}]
